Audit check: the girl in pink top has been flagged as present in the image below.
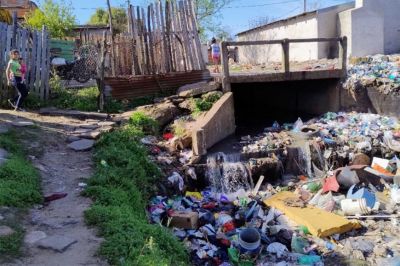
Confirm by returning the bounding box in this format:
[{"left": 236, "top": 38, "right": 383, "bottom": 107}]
[{"left": 19, "top": 58, "right": 27, "bottom": 83}]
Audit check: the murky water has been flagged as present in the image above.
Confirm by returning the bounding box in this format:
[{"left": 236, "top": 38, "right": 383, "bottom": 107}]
[{"left": 206, "top": 152, "right": 253, "bottom": 194}]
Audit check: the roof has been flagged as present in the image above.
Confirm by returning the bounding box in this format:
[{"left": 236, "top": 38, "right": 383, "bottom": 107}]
[
  {"left": 0, "top": 0, "right": 38, "bottom": 19},
  {"left": 236, "top": 1, "right": 354, "bottom": 36}
]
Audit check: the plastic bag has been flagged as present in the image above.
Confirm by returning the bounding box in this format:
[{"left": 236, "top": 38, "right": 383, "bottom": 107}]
[{"left": 292, "top": 118, "right": 304, "bottom": 132}]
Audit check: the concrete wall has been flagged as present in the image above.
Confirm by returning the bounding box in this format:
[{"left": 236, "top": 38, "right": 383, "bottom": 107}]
[
  {"left": 192, "top": 92, "right": 236, "bottom": 156},
  {"left": 317, "top": 3, "right": 354, "bottom": 58},
  {"left": 338, "top": 0, "right": 400, "bottom": 57},
  {"left": 237, "top": 13, "right": 319, "bottom": 63}
]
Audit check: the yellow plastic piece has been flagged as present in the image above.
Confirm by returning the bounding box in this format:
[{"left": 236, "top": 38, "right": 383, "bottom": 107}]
[
  {"left": 185, "top": 191, "right": 203, "bottom": 200},
  {"left": 264, "top": 191, "right": 359, "bottom": 237}
]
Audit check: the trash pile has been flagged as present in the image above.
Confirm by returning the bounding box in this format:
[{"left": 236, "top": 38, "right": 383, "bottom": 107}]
[
  {"left": 346, "top": 54, "right": 400, "bottom": 94},
  {"left": 146, "top": 111, "right": 400, "bottom": 265}
]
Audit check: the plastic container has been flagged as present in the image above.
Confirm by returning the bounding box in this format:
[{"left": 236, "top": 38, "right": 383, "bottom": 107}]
[
  {"left": 298, "top": 255, "right": 322, "bottom": 265},
  {"left": 238, "top": 228, "right": 261, "bottom": 253},
  {"left": 340, "top": 198, "right": 370, "bottom": 215}
]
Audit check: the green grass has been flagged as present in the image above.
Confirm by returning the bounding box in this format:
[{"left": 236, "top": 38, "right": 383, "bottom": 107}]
[
  {"left": 0, "top": 131, "right": 42, "bottom": 207},
  {"left": 192, "top": 91, "right": 223, "bottom": 116},
  {"left": 0, "top": 131, "right": 42, "bottom": 259},
  {"left": 83, "top": 114, "right": 189, "bottom": 266}
]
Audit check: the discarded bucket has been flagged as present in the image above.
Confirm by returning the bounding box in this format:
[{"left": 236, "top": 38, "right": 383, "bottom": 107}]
[
  {"left": 347, "top": 185, "right": 376, "bottom": 209},
  {"left": 340, "top": 198, "right": 370, "bottom": 215},
  {"left": 238, "top": 228, "right": 261, "bottom": 253}
]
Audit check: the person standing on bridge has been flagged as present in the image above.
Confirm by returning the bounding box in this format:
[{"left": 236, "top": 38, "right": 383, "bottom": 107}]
[
  {"left": 210, "top": 37, "right": 221, "bottom": 73},
  {"left": 6, "top": 50, "right": 28, "bottom": 111}
]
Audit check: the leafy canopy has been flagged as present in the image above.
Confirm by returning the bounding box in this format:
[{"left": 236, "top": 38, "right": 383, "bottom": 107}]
[
  {"left": 88, "top": 8, "right": 127, "bottom": 35},
  {"left": 25, "top": 0, "right": 76, "bottom": 39},
  {"left": 193, "top": 0, "right": 232, "bottom": 41}
]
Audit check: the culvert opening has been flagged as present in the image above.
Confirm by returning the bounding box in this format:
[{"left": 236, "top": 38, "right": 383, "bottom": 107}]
[{"left": 232, "top": 79, "right": 341, "bottom": 135}]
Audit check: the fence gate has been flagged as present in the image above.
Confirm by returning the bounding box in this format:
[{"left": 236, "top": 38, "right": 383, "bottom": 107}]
[{"left": 0, "top": 22, "right": 50, "bottom": 101}]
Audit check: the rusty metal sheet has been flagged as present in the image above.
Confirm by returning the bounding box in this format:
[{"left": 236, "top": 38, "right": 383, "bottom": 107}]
[{"left": 105, "top": 70, "right": 211, "bottom": 100}]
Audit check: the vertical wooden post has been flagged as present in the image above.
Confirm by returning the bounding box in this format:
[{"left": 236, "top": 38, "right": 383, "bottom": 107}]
[
  {"left": 281, "top": 39, "right": 290, "bottom": 75},
  {"left": 106, "top": 0, "right": 116, "bottom": 76},
  {"left": 11, "top": 11, "right": 17, "bottom": 49},
  {"left": 339, "top": 36, "right": 348, "bottom": 77},
  {"left": 221, "top": 41, "right": 231, "bottom": 92},
  {"left": 97, "top": 31, "right": 108, "bottom": 111}
]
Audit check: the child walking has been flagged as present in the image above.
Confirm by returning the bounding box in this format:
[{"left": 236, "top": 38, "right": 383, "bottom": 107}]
[
  {"left": 210, "top": 37, "right": 221, "bottom": 73},
  {"left": 6, "top": 50, "right": 28, "bottom": 111}
]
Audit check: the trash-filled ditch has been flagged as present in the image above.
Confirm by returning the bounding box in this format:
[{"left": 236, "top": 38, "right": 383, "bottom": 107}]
[{"left": 144, "top": 111, "right": 400, "bottom": 265}]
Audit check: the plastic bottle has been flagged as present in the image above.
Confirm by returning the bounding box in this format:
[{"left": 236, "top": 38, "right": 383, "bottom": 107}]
[{"left": 298, "top": 255, "right": 321, "bottom": 265}]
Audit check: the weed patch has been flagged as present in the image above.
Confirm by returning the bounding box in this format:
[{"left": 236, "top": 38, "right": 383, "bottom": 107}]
[
  {"left": 84, "top": 115, "right": 188, "bottom": 265},
  {"left": 0, "top": 131, "right": 42, "bottom": 259}
]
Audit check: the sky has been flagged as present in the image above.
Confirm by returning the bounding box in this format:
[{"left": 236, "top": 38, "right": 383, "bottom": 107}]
[{"left": 39, "top": 0, "right": 352, "bottom": 36}]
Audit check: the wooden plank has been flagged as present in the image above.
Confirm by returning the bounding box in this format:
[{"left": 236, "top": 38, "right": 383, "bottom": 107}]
[
  {"left": 131, "top": 6, "right": 142, "bottom": 75},
  {"left": 183, "top": 0, "right": 200, "bottom": 70},
  {"left": 155, "top": 1, "right": 165, "bottom": 73},
  {"left": 40, "top": 26, "right": 47, "bottom": 100},
  {"left": 148, "top": 4, "right": 156, "bottom": 74},
  {"left": 43, "top": 30, "right": 51, "bottom": 99},
  {"left": 159, "top": 1, "right": 170, "bottom": 72},
  {"left": 165, "top": 1, "right": 174, "bottom": 72},
  {"left": 141, "top": 7, "right": 151, "bottom": 75},
  {"left": 29, "top": 31, "right": 38, "bottom": 92},
  {"left": 35, "top": 30, "right": 42, "bottom": 96},
  {"left": 174, "top": 0, "right": 187, "bottom": 71},
  {"left": 178, "top": 1, "right": 193, "bottom": 70},
  {"left": 170, "top": 1, "right": 182, "bottom": 72},
  {"left": 187, "top": 0, "right": 206, "bottom": 70},
  {"left": 137, "top": 6, "right": 147, "bottom": 74}
]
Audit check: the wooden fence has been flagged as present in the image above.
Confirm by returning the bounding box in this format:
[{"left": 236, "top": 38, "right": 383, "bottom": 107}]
[
  {"left": 126, "top": 0, "right": 205, "bottom": 76},
  {"left": 0, "top": 22, "right": 50, "bottom": 100}
]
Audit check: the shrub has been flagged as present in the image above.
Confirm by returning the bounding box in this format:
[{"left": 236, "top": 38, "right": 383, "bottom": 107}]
[{"left": 129, "top": 112, "right": 159, "bottom": 135}]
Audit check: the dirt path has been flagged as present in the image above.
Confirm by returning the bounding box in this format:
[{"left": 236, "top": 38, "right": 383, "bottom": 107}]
[{"left": 0, "top": 110, "right": 108, "bottom": 266}]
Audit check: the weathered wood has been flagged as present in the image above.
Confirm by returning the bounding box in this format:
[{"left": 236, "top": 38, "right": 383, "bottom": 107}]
[
  {"left": 40, "top": 26, "right": 47, "bottom": 100},
  {"left": 159, "top": 1, "right": 170, "bottom": 72},
  {"left": 182, "top": 0, "right": 199, "bottom": 70},
  {"left": 188, "top": 0, "right": 205, "bottom": 70},
  {"left": 97, "top": 31, "right": 107, "bottom": 111},
  {"left": 148, "top": 4, "right": 156, "bottom": 74},
  {"left": 131, "top": 6, "right": 141, "bottom": 75},
  {"left": 178, "top": 1, "right": 194, "bottom": 70},
  {"left": 141, "top": 7, "right": 151, "bottom": 75},
  {"left": 137, "top": 6, "right": 147, "bottom": 75}
]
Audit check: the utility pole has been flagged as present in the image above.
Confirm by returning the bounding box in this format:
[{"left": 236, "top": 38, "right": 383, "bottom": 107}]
[{"left": 304, "top": 0, "right": 306, "bottom": 13}]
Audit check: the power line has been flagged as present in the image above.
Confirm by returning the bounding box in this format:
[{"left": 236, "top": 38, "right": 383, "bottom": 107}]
[
  {"left": 224, "top": 0, "right": 300, "bottom": 9},
  {"left": 74, "top": 0, "right": 300, "bottom": 10}
]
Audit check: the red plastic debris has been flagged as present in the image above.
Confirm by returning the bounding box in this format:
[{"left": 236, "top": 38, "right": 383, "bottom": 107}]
[
  {"left": 163, "top": 133, "right": 174, "bottom": 140},
  {"left": 322, "top": 176, "right": 340, "bottom": 193}
]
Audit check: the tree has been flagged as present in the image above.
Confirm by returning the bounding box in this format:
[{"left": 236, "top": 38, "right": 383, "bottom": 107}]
[
  {"left": 25, "top": 0, "right": 76, "bottom": 38},
  {"left": 88, "top": 7, "right": 127, "bottom": 35},
  {"left": 193, "top": 0, "right": 232, "bottom": 41}
]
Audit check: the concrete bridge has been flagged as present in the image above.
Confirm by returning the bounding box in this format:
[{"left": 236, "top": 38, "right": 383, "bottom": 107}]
[
  {"left": 219, "top": 37, "right": 348, "bottom": 91},
  {"left": 193, "top": 37, "right": 349, "bottom": 156}
]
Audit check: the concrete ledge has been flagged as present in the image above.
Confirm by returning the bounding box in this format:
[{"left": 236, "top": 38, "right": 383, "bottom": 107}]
[{"left": 192, "top": 92, "right": 236, "bottom": 156}]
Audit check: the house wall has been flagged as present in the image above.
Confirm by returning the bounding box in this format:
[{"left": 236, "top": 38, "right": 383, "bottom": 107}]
[
  {"left": 317, "top": 3, "right": 354, "bottom": 58},
  {"left": 338, "top": 0, "right": 400, "bottom": 57},
  {"left": 237, "top": 13, "right": 319, "bottom": 64}
]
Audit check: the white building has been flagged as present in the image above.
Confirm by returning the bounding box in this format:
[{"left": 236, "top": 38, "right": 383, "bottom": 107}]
[{"left": 236, "top": 0, "right": 400, "bottom": 64}]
